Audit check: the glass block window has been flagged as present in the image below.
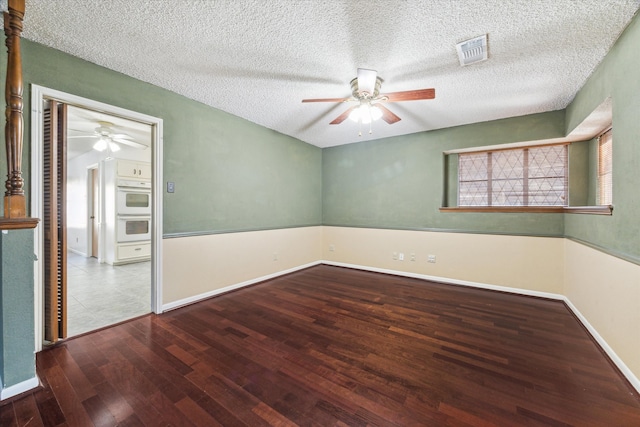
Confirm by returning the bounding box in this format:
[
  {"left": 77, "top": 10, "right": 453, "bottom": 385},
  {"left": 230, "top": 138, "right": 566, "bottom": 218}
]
[
  {"left": 598, "top": 128, "right": 613, "bottom": 205},
  {"left": 458, "top": 144, "right": 568, "bottom": 207}
]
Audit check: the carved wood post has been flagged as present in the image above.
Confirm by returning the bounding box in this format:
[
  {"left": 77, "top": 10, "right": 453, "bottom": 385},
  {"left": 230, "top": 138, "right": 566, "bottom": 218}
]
[{"left": 3, "top": 0, "right": 25, "bottom": 218}]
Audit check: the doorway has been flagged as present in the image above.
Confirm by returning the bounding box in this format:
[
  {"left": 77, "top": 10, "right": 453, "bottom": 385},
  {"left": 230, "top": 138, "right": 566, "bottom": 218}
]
[
  {"left": 31, "top": 85, "right": 164, "bottom": 350},
  {"left": 90, "top": 167, "right": 99, "bottom": 258},
  {"left": 63, "top": 104, "right": 154, "bottom": 337}
]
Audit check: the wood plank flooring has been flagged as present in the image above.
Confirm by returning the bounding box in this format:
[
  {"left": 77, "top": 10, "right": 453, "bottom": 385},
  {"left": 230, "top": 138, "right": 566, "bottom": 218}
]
[{"left": 2, "top": 264, "right": 640, "bottom": 426}]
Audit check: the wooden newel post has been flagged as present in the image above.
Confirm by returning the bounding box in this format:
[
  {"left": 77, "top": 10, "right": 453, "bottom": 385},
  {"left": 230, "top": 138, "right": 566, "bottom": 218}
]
[
  {"left": 3, "top": 0, "right": 25, "bottom": 219},
  {"left": 0, "top": 0, "right": 36, "bottom": 229}
]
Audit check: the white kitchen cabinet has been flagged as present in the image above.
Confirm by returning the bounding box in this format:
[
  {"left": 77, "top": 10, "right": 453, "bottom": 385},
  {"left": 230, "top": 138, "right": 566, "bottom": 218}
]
[
  {"left": 117, "top": 241, "right": 151, "bottom": 262},
  {"left": 117, "top": 159, "right": 151, "bottom": 180}
]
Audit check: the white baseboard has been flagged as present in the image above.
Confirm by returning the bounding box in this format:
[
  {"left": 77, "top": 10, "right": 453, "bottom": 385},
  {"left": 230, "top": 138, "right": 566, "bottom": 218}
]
[
  {"left": 67, "top": 247, "right": 88, "bottom": 257},
  {"left": 321, "top": 260, "right": 640, "bottom": 394},
  {"left": 1, "top": 375, "right": 39, "bottom": 401},
  {"left": 321, "top": 260, "right": 566, "bottom": 300},
  {"left": 161, "top": 261, "right": 322, "bottom": 312},
  {"left": 562, "top": 297, "right": 640, "bottom": 393}
]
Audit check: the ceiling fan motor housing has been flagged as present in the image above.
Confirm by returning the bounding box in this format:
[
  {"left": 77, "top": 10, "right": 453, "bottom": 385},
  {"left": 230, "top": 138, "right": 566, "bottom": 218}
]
[
  {"left": 95, "top": 121, "right": 116, "bottom": 136},
  {"left": 350, "top": 76, "right": 382, "bottom": 99}
]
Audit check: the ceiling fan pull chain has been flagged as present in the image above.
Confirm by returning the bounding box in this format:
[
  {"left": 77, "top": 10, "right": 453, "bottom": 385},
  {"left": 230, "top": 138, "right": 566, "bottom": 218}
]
[{"left": 358, "top": 120, "right": 363, "bottom": 137}]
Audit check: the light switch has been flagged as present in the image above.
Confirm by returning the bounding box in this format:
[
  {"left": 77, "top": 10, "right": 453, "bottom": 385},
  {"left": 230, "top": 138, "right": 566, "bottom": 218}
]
[{"left": 167, "top": 181, "right": 175, "bottom": 193}]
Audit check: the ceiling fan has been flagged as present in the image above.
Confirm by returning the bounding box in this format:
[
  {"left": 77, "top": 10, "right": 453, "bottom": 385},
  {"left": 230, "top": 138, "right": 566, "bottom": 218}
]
[
  {"left": 302, "top": 68, "right": 435, "bottom": 132},
  {"left": 68, "top": 121, "right": 147, "bottom": 152}
]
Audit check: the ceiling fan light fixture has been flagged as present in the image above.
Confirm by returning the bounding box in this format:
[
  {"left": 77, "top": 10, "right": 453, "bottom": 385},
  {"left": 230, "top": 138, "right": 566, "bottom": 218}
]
[
  {"left": 93, "top": 137, "right": 108, "bottom": 152},
  {"left": 349, "top": 105, "right": 363, "bottom": 122},
  {"left": 349, "top": 103, "right": 383, "bottom": 124},
  {"left": 370, "top": 105, "right": 383, "bottom": 121},
  {"left": 108, "top": 141, "right": 121, "bottom": 152}
]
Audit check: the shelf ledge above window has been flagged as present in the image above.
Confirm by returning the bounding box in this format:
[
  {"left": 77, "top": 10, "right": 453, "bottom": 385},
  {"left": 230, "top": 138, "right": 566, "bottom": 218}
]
[{"left": 440, "top": 205, "right": 612, "bottom": 215}]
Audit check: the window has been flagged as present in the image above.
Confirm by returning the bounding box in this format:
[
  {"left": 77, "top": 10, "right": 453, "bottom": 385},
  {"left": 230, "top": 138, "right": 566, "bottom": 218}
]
[
  {"left": 597, "top": 128, "right": 612, "bottom": 205},
  {"left": 458, "top": 144, "right": 568, "bottom": 207}
]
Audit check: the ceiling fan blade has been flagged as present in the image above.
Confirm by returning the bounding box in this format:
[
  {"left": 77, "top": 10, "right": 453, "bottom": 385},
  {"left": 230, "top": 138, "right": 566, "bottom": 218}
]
[
  {"left": 357, "top": 68, "right": 377, "bottom": 96},
  {"left": 67, "top": 135, "right": 97, "bottom": 139},
  {"left": 302, "top": 97, "right": 351, "bottom": 103},
  {"left": 111, "top": 137, "right": 147, "bottom": 149},
  {"left": 382, "top": 88, "right": 435, "bottom": 102},
  {"left": 375, "top": 104, "right": 402, "bottom": 124},
  {"left": 110, "top": 133, "right": 132, "bottom": 139},
  {"left": 330, "top": 106, "right": 356, "bottom": 125}
]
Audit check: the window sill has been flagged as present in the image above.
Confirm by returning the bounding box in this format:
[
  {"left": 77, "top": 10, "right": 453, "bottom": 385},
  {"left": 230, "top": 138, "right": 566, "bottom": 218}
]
[
  {"left": 563, "top": 205, "right": 613, "bottom": 215},
  {"left": 440, "top": 205, "right": 612, "bottom": 215}
]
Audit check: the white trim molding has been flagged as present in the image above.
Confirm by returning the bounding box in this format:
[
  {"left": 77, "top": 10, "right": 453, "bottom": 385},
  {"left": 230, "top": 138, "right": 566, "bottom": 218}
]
[
  {"left": 562, "top": 298, "right": 640, "bottom": 393},
  {"left": 321, "top": 260, "right": 566, "bottom": 300},
  {"left": 1, "top": 376, "right": 39, "bottom": 401}
]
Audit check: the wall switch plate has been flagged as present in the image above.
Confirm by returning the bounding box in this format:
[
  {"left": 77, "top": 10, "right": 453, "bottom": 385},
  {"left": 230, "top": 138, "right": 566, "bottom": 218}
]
[
  {"left": 399, "top": 253, "right": 404, "bottom": 261},
  {"left": 167, "top": 181, "right": 175, "bottom": 193}
]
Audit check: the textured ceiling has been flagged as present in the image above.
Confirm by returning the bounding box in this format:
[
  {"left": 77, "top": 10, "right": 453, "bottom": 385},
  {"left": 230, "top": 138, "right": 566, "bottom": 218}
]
[{"left": 22, "top": 1, "right": 640, "bottom": 148}]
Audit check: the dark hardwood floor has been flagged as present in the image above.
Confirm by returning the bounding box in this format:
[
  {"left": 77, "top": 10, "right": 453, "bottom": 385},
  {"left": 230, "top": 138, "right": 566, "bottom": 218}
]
[{"left": 2, "top": 264, "right": 640, "bottom": 426}]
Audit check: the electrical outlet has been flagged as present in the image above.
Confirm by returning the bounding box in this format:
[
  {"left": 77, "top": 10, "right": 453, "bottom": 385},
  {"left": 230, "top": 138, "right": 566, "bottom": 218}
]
[
  {"left": 273, "top": 252, "right": 278, "bottom": 261},
  {"left": 399, "top": 253, "right": 404, "bottom": 261},
  {"left": 167, "top": 181, "right": 175, "bottom": 193},
  {"left": 428, "top": 255, "right": 436, "bottom": 263},
  {"left": 410, "top": 253, "right": 416, "bottom": 261},
  {"left": 392, "top": 252, "right": 398, "bottom": 260},
  {"left": 329, "top": 244, "right": 335, "bottom": 252}
]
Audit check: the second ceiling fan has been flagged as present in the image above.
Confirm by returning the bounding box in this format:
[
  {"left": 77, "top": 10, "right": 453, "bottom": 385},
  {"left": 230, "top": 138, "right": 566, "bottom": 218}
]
[
  {"left": 68, "top": 121, "right": 147, "bottom": 152},
  {"left": 302, "top": 68, "right": 435, "bottom": 129}
]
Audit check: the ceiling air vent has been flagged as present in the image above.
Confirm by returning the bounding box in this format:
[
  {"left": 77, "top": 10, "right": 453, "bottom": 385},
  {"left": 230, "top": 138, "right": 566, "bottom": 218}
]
[{"left": 456, "top": 34, "right": 488, "bottom": 66}]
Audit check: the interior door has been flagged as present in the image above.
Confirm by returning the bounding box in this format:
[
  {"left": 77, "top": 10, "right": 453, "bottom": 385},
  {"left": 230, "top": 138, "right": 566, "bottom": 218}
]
[
  {"left": 43, "top": 100, "right": 67, "bottom": 342},
  {"left": 91, "top": 167, "right": 99, "bottom": 258}
]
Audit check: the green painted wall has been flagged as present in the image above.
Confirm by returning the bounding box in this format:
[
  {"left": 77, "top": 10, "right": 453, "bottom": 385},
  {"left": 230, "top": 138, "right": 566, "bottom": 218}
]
[
  {"left": 323, "top": 111, "right": 566, "bottom": 236},
  {"left": 18, "top": 40, "right": 322, "bottom": 235},
  {"left": 0, "top": 229, "right": 36, "bottom": 388},
  {"left": 568, "top": 141, "right": 590, "bottom": 206},
  {"left": 564, "top": 12, "right": 640, "bottom": 262},
  {"left": 163, "top": 118, "right": 322, "bottom": 234}
]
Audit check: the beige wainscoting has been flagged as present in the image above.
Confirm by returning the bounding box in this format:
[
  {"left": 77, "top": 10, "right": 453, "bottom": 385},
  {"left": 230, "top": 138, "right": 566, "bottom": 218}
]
[
  {"left": 564, "top": 239, "right": 640, "bottom": 382},
  {"left": 162, "top": 226, "right": 322, "bottom": 309},
  {"left": 321, "top": 226, "right": 565, "bottom": 295}
]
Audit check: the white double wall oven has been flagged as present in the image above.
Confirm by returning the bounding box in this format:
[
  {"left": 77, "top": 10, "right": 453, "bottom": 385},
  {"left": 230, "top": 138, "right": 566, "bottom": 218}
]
[
  {"left": 116, "top": 178, "right": 152, "bottom": 243},
  {"left": 104, "top": 159, "right": 153, "bottom": 264}
]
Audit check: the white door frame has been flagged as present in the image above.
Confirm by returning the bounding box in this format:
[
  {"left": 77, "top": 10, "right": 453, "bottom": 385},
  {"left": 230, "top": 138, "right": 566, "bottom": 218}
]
[{"left": 30, "top": 85, "right": 164, "bottom": 351}]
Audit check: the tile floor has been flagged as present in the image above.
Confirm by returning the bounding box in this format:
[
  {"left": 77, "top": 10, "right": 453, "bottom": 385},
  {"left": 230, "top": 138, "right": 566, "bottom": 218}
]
[{"left": 66, "top": 251, "right": 151, "bottom": 337}]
